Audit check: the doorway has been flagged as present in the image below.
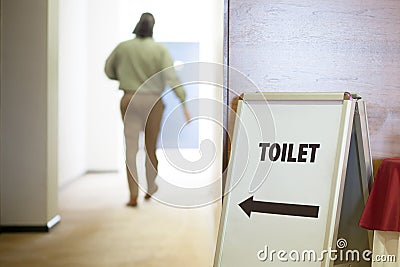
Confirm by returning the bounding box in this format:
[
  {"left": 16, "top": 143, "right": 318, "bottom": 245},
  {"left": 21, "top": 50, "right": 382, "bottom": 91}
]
[{"left": 57, "top": 0, "right": 224, "bottom": 264}]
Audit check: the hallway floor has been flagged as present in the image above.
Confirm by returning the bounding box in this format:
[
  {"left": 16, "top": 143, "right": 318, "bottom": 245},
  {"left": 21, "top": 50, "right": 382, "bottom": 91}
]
[{"left": 0, "top": 172, "right": 218, "bottom": 267}]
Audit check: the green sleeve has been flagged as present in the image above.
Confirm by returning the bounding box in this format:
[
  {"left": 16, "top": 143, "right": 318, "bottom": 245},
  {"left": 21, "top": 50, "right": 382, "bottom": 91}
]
[{"left": 104, "top": 46, "right": 119, "bottom": 80}]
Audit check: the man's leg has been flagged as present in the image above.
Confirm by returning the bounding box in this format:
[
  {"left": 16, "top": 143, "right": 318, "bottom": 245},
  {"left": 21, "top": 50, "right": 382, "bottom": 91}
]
[
  {"left": 121, "top": 92, "right": 140, "bottom": 205},
  {"left": 144, "top": 98, "right": 164, "bottom": 198}
]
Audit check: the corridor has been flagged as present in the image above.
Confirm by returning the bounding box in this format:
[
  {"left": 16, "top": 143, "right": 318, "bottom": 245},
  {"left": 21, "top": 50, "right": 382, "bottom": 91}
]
[{"left": 0, "top": 172, "right": 217, "bottom": 267}]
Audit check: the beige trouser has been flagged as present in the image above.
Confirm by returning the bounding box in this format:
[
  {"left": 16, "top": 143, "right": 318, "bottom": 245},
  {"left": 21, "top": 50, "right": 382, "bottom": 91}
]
[{"left": 120, "top": 91, "right": 164, "bottom": 200}]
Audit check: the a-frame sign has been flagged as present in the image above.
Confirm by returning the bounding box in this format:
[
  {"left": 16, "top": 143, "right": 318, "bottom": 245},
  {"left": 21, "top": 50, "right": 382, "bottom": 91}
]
[{"left": 214, "top": 92, "right": 373, "bottom": 267}]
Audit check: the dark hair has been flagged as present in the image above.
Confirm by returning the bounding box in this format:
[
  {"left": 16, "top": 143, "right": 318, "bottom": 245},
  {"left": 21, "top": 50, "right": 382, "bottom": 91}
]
[{"left": 133, "top": 13, "right": 155, "bottom": 38}]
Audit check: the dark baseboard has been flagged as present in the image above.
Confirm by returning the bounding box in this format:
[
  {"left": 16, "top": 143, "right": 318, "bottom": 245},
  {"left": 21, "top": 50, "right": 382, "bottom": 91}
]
[
  {"left": 0, "top": 214, "right": 61, "bottom": 233},
  {"left": 0, "top": 225, "right": 50, "bottom": 233}
]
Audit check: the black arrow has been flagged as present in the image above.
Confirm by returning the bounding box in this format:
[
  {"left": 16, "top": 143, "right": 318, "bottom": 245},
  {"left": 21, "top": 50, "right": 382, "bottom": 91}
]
[{"left": 239, "top": 196, "right": 319, "bottom": 218}]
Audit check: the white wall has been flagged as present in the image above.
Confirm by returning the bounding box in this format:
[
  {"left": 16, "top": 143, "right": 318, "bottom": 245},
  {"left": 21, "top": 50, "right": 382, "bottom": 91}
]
[
  {"left": 58, "top": 0, "right": 126, "bottom": 180},
  {"left": 59, "top": 0, "right": 125, "bottom": 179},
  {"left": 1, "top": 0, "right": 58, "bottom": 226},
  {"left": 86, "top": 0, "right": 124, "bottom": 171},
  {"left": 58, "top": 0, "right": 89, "bottom": 186}
]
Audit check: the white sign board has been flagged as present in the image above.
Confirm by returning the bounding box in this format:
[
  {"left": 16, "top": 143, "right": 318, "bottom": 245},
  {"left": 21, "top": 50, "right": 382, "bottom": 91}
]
[{"left": 214, "top": 93, "right": 372, "bottom": 267}]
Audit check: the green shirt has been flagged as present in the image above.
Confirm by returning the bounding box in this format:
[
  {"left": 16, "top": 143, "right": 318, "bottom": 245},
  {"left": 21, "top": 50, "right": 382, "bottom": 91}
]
[{"left": 105, "top": 37, "right": 186, "bottom": 102}]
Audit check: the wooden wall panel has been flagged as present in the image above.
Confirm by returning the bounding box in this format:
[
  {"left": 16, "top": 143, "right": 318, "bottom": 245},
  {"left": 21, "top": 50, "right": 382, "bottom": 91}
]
[{"left": 227, "top": 0, "right": 400, "bottom": 159}]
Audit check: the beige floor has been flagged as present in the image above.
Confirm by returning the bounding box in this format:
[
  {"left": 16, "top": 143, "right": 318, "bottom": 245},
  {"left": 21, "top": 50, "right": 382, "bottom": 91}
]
[{"left": 0, "top": 173, "right": 219, "bottom": 267}]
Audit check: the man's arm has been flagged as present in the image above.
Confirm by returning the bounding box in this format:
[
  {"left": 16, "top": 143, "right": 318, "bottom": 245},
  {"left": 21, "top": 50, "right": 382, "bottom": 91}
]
[
  {"left": 160, "top": 47, "right": 190, "bottom": 122},
  {"left": 104, "top": 46, "right": 119, "bottom": 80}
]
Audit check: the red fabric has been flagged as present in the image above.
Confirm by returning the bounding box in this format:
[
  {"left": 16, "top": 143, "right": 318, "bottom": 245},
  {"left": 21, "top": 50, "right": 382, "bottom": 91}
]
[{"left": 359, "top": 158, "right": 400, "bottom": 232}]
